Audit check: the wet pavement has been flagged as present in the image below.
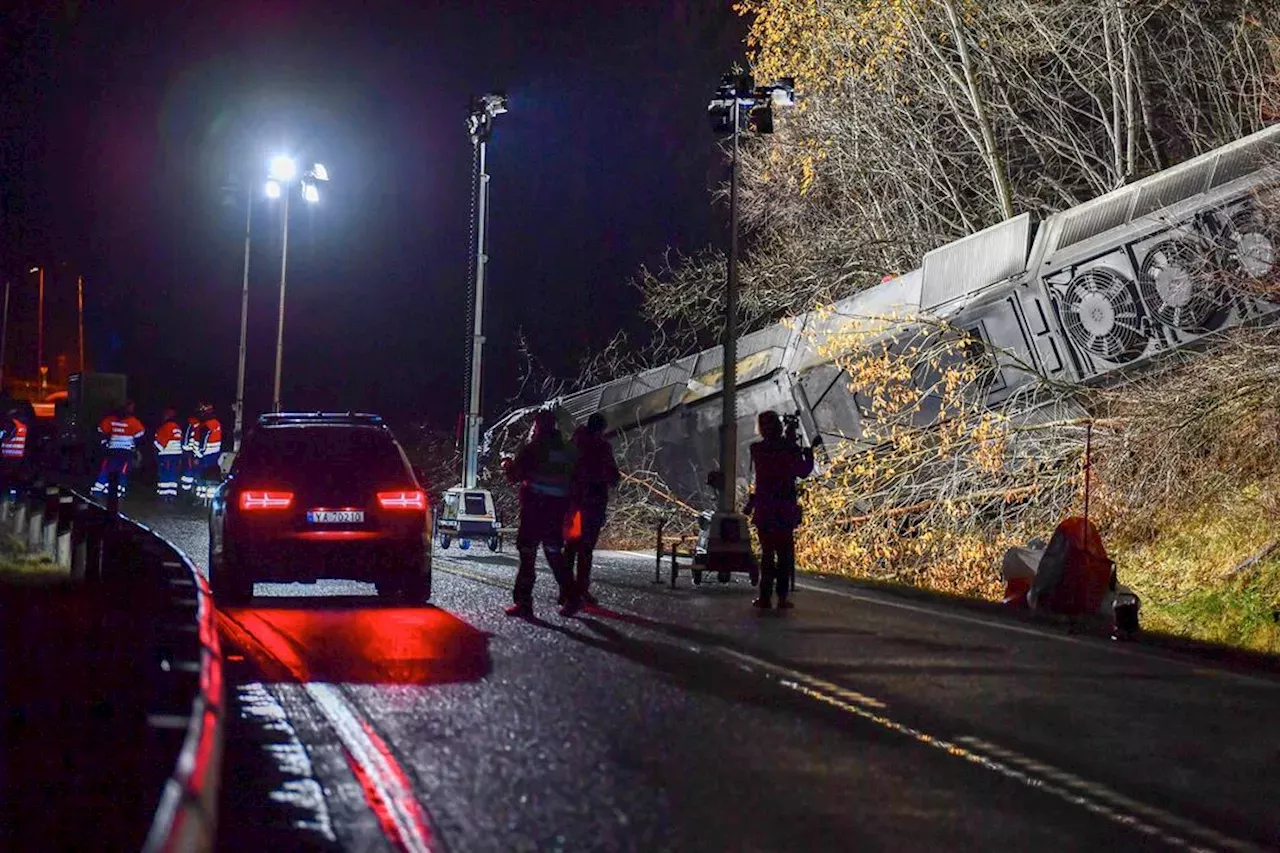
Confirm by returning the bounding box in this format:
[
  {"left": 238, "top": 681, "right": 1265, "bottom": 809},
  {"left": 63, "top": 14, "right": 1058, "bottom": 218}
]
[{"left": 129, "top": 500, "right": 1280, "bottom": 853}]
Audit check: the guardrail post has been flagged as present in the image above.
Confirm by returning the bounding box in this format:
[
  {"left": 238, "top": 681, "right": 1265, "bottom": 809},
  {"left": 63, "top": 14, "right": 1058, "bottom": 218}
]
[
  {"left": 41, "top": 486, "right": 60, "bottom": 561},
  {"left": 0, "top": 480, "right": 13, "bottom": 524},
  {"left": 12, "top": 487, "right": 27, "bottom": 537},
  {"left": 55, "top": 494, "right": 74, "bottom": 569},
  {"left": 27, "top": 492, "right": 44, "bottom": 552}
]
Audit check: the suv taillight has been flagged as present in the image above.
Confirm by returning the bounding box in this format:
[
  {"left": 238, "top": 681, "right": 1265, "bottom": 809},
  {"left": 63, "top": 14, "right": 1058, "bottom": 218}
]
[
  {"left": 377, "top": 490, "right": 426, "bottom": 511},
  {"left": 240, "top": 490, "right": 294, "bottom": 511}
]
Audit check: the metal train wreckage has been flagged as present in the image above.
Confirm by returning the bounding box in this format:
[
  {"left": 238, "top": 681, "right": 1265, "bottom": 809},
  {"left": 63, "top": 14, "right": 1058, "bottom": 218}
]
[{"left": 497, "top": 124, "right": 1280, "bottom": 513}]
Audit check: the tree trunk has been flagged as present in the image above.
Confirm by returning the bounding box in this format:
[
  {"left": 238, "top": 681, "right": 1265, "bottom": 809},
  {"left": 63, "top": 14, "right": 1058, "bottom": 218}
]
[{"left": 940, "top": 0, "right": 1015, "bottom": 220}]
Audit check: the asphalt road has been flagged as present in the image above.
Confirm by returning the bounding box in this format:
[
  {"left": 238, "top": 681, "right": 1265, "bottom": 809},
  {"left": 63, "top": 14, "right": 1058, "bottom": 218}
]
[{"left": 128, "top": 500, "right": 1280, "bottom": 853}]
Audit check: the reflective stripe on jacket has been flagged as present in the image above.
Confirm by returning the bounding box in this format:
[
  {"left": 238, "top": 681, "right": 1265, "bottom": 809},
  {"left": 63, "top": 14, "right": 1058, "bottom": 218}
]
[
  {"left": 154, "top": 420, "right": 184, "bottom": 456},
  {"left": 198, "top": 417, "right": 223, "bottom": 459},
  {"left": 99, "top": 416, "right": 146, "bottom": 451},
  {"left": 182, "top": 418, "right": 201, "bottom": 455},
  {"left": 2, "top": 419, "right": 27, "bottom": 459}
]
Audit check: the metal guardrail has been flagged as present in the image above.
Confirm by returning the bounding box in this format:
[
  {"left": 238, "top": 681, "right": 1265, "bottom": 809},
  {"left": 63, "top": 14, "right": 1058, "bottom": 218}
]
[{"left": 0, "top": 475, "right": 224, "bottom": 853}]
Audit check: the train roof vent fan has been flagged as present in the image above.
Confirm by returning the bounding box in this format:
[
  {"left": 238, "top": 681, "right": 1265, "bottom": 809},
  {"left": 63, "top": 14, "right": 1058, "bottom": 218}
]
[{"left": 1061, "top": 268, "right": 1147, "bottom": 363}]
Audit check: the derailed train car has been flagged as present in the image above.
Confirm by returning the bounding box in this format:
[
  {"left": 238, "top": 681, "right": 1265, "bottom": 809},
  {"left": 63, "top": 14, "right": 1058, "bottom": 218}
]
[{"left": 549, "top": 124, "right": 1280, "bottom": 502}]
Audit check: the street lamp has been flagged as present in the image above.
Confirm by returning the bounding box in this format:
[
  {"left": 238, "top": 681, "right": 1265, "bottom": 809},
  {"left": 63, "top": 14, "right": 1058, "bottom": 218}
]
[
  {"left": 232, "top": 184, "right": 254, "bottom": 454},
  {"left": 265, "top": 156, "right": 327, "bottom": 412},
  {"left": 703, "top": 72, "right": 795, "bottom": 575},
  {"left": 460, "top": 92, "right": 508, "bottom": 491},
  {"left": 28, "top": 266, "right": 45, "bottom": 400}
]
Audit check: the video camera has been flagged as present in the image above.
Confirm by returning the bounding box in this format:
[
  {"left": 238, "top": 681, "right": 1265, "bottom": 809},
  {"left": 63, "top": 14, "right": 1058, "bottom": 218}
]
[
  {"left": 782, "top": 410, "right": 823, "bottom": 452},
  {"left": 782, "top": 411, "right": 801, "bottom": 446}
]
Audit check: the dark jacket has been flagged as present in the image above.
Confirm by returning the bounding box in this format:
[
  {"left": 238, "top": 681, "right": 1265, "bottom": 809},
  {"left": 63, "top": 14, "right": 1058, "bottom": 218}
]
[
  {"left": 748, "top": 437, "right": 815, "bottom": 530},
  {"left": 506, "top": 432, "right": 577, "bottom": 502},
  {"left": 571, "top": 427, "right": 620, "bottom": 508}
]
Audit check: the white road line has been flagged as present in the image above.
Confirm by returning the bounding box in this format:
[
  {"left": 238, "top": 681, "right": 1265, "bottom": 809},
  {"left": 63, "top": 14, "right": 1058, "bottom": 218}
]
[
  {"left": 305, "top": 683, "right": 435, "bottom": 853},
  {"left": 955, "top": 736, "right": 1267, "bottom": 853},
  {"left": 439, "top": 559, "right": 1260, "bottom": 850},
  {"left": 717, "top": 646, "right": 1260, "bottom": 852}
]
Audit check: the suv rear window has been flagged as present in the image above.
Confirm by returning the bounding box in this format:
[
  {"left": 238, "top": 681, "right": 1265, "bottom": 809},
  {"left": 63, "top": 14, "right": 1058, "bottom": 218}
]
[{"left": 237, "top": 426, "right": 410, "bottom": 483}]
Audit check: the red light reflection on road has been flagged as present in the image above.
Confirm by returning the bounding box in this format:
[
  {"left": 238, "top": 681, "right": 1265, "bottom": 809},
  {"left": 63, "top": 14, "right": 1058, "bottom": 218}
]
[{"left": 219, "top": 606, "right": 490, "bottom": 685}]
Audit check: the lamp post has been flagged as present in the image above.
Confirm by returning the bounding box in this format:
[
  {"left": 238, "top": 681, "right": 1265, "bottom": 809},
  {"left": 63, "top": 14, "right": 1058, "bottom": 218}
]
[
  {"left": 233, "top": 187, "right": 252, "bottom": 450},
  {"left": 265, "top": 156, "right": 328, "bottom": 413},
  {"left": 461, "top": 92, "right": 508, "bottom": 490},
  {"left": 28, "top": 266, "right": 45, "bottom": 400},
  {"left": 704, "top": 72, "right": 795, "bottom": 573},
  {"left": 77, "top": 275, "right": 85, "bottom": 373}
]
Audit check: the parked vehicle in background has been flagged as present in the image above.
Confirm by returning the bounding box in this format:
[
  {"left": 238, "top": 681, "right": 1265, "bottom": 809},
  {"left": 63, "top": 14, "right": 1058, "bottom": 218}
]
[
  {"left": 207, "top": 412, "right": 432, "bottom": 605},
  {"left": 57, "top": 372, "right": 128, "bottom": 474}
]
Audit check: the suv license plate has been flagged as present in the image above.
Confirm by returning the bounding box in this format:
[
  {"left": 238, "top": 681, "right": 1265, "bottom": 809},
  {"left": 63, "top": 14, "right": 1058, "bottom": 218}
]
[{"left": 307, "top": 510, "right": 365, "bottom": 524}]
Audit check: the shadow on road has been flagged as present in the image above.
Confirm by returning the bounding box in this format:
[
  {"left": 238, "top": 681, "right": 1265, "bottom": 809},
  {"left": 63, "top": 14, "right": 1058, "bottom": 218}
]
[{"left": 218, "top": 603, "right": 492, "bottom": 685}]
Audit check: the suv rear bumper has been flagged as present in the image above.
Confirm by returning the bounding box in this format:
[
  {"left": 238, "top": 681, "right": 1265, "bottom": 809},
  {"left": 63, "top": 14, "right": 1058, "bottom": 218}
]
[{"left": 227, "top": 536, "right": 429, "bottom": 583}]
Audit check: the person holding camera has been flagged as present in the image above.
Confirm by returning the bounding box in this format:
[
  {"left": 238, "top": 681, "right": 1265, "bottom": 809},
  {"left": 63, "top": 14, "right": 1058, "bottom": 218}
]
[{"left": 746, "top": 410, "right": 818, "bottom": 610}]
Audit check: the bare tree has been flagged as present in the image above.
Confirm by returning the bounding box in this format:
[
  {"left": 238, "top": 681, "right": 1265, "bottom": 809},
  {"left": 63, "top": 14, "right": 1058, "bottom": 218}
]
[{"left": 640, "top": 0, "right": 1280, "bottom": 338}]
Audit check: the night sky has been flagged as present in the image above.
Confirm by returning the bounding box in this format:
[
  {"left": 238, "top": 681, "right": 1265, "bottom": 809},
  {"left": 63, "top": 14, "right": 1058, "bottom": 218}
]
[{"left": 0, "top": 1, "right": 746, "bottom": 429}]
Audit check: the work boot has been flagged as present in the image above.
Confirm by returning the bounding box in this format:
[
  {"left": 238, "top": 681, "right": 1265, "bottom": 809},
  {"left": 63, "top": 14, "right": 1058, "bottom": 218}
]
[
  {"left": 752, "top": 596, "right": 773, "bottom": 610},
  {"left": 505, "top": 602, "right": 534, "bottom": 618},
  {"left": 776, "top": 598, "right": 793, "bottom": 610},
  {"left": 559, "top": 597, "right": 584, "bottom": 618}
]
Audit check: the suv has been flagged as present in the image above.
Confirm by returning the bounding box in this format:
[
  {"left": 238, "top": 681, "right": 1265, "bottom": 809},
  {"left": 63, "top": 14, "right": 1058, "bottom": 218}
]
[{"left": 208, "top": 412, "right": 432, "bottom": 605}]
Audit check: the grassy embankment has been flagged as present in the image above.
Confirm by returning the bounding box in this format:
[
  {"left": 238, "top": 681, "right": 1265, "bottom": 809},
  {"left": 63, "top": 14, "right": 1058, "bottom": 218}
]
[
  {"left": 0, "top": 532, "right": 64, "bottom": 585},
  {"left": 1108, "top": 479, "right": 1280, "bottom": 655}
]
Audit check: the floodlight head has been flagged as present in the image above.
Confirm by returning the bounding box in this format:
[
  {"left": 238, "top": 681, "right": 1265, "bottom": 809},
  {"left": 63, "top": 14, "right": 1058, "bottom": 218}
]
[
  {"left": 265, "top": 179, "right": 282, "bottom": 199},
  {"left": 302, "top": 182, "right": 320, "bottom": 203},
  {"left": 480, "top": 92, "right": 508, "bottom": 117},
  {"left": 309, "top": 163, "right": 329, "bottom": 182},
  {"left": 467, "top": 92, "right": 508, "bottom": 142},
  {"left": 767, "top": 77, "right": 797, "bottom": 108},
  {"left": 269, "top": 155, "right": 297, "bottom": 182},
  {"left": 29, "top": 266, "right": 39, "bottom": 273}
]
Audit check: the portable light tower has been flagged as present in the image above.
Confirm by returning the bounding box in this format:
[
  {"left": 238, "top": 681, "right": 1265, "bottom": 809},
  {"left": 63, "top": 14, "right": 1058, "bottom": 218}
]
[
  {"left": 702, "top": 73, "right": 795, "bottom": 578},
  {"left": 437, "top": 92, "right": 509, "bottom": 553}
]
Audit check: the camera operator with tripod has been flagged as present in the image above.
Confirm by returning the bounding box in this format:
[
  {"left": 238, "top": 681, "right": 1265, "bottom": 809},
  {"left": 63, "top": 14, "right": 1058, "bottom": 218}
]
[{"left": 745, "top": 410, "right": 820, "bottom": 610}]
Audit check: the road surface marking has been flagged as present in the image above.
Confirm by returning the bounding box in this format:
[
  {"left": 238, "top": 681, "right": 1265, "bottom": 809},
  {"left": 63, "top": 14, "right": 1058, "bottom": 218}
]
[
  {"left": 306, "top": 683, "right": 435, "bottom": 853},
  {"left": 954, "top": 736, "right": 1266, "bottom": 853},
  {"left": 721, "top": 645, "right": 1262, "bottom": 853},
  {"left": 219, "top": 610, "right": 437, "bottom": 853},
  {"left": 439, "top": 560, "right": 1262, "bottom": 851}
]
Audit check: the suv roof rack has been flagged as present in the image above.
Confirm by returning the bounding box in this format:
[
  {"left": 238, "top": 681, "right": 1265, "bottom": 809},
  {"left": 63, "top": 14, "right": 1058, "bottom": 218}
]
[{"left": 257, "top": 411, "right": 386, "bottom": 427}]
